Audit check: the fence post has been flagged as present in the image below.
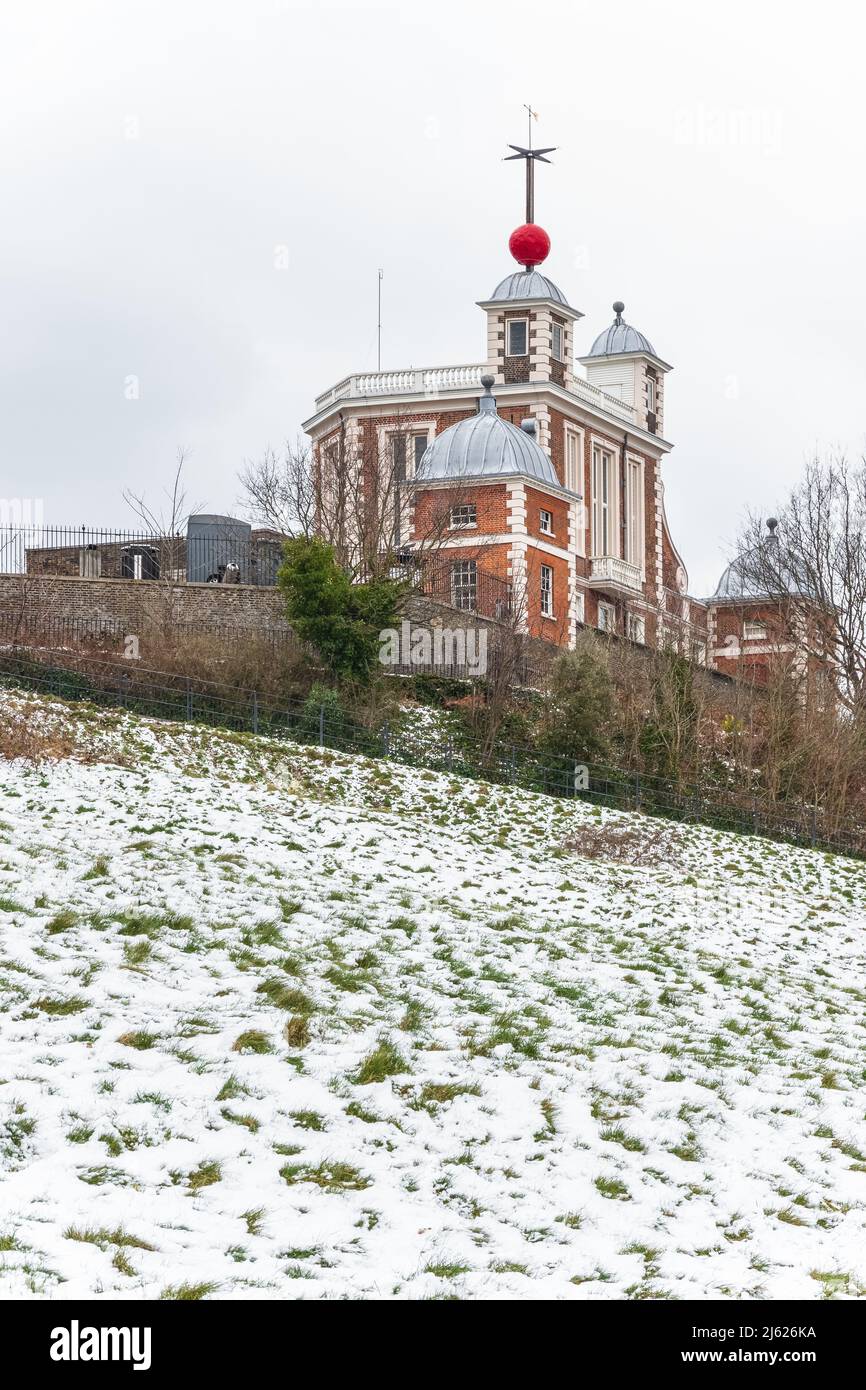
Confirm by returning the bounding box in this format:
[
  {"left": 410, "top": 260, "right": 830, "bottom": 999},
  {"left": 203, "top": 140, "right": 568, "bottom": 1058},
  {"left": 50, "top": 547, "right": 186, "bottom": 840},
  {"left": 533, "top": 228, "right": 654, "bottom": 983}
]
[
  {"left": 634, "top": 771, "right": 641, "bottom": 811},
  {"left": 185, "top": 678, "right": 193, "bottom": 722},
  {"left": 810, "top": 804, "right": 818, "bottom": 847},
  {"left": 381, "top": 721, "right": 390, "bottom": 757},
  {"left": 251, "top": 690, "right": 259, "bottom": 736},
  {"left": 446, "top": 737, "right": 453, "bottom": 772},
  {"left": 318, "top": 703, "right": 325, "bottom": 747}
]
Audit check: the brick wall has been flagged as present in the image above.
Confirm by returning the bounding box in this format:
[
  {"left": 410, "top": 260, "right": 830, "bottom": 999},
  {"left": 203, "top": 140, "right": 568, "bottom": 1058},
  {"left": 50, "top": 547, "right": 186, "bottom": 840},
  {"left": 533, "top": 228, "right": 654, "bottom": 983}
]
[{"left": 0, "top": 573, "right": 290, "bottom": 635}]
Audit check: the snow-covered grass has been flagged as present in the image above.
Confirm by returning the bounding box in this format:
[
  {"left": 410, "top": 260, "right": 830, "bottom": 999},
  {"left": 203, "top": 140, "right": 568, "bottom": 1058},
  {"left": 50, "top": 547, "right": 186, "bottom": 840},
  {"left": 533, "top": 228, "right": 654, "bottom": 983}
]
[{"left": 1, "top": 686, "right": 866, "bottom": 1301}]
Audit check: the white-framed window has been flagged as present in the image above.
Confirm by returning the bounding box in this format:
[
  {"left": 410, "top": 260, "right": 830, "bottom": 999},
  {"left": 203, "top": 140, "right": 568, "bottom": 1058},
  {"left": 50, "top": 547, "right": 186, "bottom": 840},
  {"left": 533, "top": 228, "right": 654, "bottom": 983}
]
[
  {"left": 625, "top": 456, "right": 644, "bottom": 570},
  {"left": 591, "top": 444, "right": 615, "bottom": 556},
  {"left": 692, "top": 640, "right": 707, "bottom": 666},
  {"left": 382, "top": 426, "right": 433, "bottom": 483},
  {"left": 539, "top": 508, "right": 553, "bottom": 536},
  {"left": 540, "top": 564, "right": 554, "bottom": 618},
  {"left": 646, "top": 375, "right": 656, "bottom": 414},
  {"left": 597, "top": 600, "right": 615, "bottom": 633},
  {"left": 551, "top": 321, "right": 563, "bottom": 361},
  {"left": 412, "top": 433, "right": 429, "bottom": 474},
  {"left": 451, "top": 558, "right": 477, "bottom": 611},
  {"left": 744, "top": 620, "right": 768, "bottom": 641},
  {"left": 450, "top": 503, "right": 477, "bottom": 529},
  {"left": 573, "top": 589, "right": 585, "bottom": 624},
  {"left": 626, "top": 612, "right": 645, "bottom": 644},
  {"left": 565, "top": 426, "right": 582, "bottom": 494},
  {"left": 507, "top": 318, "right": 528, "bottom": 356}
]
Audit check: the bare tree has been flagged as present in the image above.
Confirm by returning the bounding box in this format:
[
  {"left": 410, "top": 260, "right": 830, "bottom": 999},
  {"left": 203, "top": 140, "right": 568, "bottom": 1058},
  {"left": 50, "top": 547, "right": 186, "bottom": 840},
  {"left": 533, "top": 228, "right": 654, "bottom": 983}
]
[
  {"left": 238, "top": 416, "right": 488, "bottom": 584},
  {"left": 122, "top": 448, "right": 201, "bottom": 643},
  {"left": 238, "top": 439, "right": 317, "bottom": 539},
  {"left": 734, "top": 453, "right": 866, "bottom": 713}
]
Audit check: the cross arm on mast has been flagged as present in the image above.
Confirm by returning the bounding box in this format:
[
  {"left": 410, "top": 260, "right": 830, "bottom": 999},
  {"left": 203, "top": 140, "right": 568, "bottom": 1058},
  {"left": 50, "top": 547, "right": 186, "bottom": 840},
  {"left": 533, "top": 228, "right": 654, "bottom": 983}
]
[{"left": 503, "top": 144, "right": 557, "bottom": 223}]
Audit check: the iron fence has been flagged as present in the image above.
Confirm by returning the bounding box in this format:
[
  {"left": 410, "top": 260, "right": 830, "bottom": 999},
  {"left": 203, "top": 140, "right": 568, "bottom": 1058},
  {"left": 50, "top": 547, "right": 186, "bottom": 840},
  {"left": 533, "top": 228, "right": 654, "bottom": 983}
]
[
  {"left": 0, "top": 525, "right": 286, "bottom": 586},
  {"left": 0, "top": 647, "right": 863, "bottom": 861},
  {"left": 1, "top": 527, "right": 516, "bottom": 624}
]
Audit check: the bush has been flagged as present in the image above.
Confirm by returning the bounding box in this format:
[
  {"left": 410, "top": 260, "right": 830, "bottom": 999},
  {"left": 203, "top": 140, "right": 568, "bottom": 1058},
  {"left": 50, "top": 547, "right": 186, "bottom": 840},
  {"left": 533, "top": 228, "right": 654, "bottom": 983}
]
[
  {"left": 406, "top": 673, "right": 472, "bottom": 707},
  {"left": 297, "top": 683, "right": 350, "bottom": 745},
  {"left": 277, "top": 539, "right": 405, "bottom": 682},
  {"left": 537, "top": 644, "right": 613, "bottom": 764}
]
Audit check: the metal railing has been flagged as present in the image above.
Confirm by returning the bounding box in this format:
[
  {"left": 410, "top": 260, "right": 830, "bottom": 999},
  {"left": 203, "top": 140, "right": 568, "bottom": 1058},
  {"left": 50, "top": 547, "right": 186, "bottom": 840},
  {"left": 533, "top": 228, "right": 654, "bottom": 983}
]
[
  {"left": 1, "top": 646, "right": 863, "bottom": 861},
  {"left": 0, "top": 526, "right": 286, "bottom": 586},
  {"left": 416, "top": 556, "right": 514, "bottom": 623}
]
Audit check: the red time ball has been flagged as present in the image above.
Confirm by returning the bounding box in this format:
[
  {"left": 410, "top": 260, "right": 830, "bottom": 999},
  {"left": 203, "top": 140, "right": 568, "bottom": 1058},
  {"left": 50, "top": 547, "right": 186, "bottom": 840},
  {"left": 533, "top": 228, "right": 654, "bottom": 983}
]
[{"left": 508, "top": 223, "right": 551, "bottom": 269}]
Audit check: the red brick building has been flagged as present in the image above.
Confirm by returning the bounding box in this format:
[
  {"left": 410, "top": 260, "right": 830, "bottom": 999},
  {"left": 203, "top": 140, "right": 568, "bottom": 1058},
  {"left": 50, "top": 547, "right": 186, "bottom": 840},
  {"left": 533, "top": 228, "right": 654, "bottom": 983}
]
[{"left": 302, "top": 157, "right": 819, "bottom": 683}]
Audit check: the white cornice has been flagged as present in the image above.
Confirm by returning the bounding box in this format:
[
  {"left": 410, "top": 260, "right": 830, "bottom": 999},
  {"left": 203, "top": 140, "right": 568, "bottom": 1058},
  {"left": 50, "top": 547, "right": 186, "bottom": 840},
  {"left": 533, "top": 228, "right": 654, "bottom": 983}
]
[{"left": 303, "top": 380, "right": 672, "bottom": 454}]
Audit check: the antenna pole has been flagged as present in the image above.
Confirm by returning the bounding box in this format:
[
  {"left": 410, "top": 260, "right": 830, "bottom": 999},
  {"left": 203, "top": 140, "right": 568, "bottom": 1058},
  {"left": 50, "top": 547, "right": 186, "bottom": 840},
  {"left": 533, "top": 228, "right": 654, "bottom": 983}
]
[{"left": 377, "top": 268, "right": 383, "bottom": 371}]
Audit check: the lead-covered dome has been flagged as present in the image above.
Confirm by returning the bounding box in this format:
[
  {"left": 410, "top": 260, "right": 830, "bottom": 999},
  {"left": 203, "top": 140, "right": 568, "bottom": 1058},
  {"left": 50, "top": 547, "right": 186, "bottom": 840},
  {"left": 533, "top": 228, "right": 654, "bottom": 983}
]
[
  {"left": 415, "top": 376, "right": 559, "bottom": 486},
  {"left": 488, "top": 270, "right": 570, "bottom": 306},
  {"left": 710, "top": 520, "right": 817, "bottom": 602},
  {"left": 587, "top": 301, "right": 656, "bottom": 358}
]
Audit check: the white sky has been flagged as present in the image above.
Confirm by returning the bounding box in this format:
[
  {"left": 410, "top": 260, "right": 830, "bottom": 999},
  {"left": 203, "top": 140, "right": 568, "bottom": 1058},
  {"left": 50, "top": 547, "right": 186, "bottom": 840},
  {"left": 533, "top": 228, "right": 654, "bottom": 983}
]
[{"left": 1, "top": 0, "right": 864, "bottom": 596}]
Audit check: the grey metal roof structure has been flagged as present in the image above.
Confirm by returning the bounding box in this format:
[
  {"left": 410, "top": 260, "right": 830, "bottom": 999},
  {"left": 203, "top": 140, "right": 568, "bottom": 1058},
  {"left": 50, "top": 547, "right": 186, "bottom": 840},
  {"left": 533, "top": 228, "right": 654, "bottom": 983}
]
[
  {"left": 709, "top": 520, "right": 817, "bottom": 603},
  {"left": 415, "top": 376, "right": 560, "bottom": 487},
  {"left": 586, "top": 301, "right": 656, "bottom": 358},
  {"left": 488, "top": 269, "right": 570, "bottom": 306}
]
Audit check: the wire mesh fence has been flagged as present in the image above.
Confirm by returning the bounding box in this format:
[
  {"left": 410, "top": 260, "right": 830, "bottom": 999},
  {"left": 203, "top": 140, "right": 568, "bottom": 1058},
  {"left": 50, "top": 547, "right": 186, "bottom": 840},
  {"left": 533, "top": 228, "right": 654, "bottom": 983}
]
[{"left": 1, "top": 646, "right": 863, "bottom": 860}]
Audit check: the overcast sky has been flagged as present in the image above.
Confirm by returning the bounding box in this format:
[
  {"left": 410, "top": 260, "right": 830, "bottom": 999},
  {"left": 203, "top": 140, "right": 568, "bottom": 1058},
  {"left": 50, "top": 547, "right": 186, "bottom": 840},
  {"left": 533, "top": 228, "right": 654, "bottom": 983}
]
[{"left": 1, "top": 0, "right": 863, "bottom": 595}]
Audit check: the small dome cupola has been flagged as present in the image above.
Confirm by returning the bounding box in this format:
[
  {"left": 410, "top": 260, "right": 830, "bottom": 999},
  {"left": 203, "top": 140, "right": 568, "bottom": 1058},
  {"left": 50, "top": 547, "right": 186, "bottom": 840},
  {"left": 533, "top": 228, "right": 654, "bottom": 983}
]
[
  {"left": 710, "top": 518, "right": 815, "bottom": 602},
  {"left": 587, "top": 301, "right": 657, "bottom": 358},
  {"left": 489, "top": 269, "right": 570, "bottom": 306},
  {"left": 579, "top": 300, "right": 672, "bottom": 436},
  {"left": 415, "top": 375, "right": 559, "bottom": 486}
]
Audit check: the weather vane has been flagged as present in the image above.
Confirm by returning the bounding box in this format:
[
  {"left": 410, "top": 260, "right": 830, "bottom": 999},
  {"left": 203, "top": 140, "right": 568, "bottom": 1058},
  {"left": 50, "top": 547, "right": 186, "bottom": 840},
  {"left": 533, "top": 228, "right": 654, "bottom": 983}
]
[{"left": 504, "top": 106, "right": 556, "bottom": 270}]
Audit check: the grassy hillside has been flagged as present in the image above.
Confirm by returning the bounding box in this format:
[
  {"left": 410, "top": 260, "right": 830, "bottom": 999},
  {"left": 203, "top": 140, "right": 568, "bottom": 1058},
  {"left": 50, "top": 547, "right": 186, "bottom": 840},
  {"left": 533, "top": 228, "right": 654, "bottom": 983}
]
[{"left": 1, "top": 687, "right": 866, "bottom": 1301}]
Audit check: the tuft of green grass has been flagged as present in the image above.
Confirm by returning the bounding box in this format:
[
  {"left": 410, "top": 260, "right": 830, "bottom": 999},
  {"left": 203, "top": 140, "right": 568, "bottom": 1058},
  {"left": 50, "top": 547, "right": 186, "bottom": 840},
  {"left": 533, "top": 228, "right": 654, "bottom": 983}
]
[
  {"left": 82, "top": 856, "right": 110, "bottom": 880},
  {"left": 415, "top": 1081, "right": 481, "bottom": 1110},
  {"left": 216, "top": 1074, "right": 250, "bottom": 1102},
  {"left": 256, "top": 978, "right": 314, "bottom": 1014},
  {"left": 232, "top": 1030, "right": 273, "bottom": 1055},
  {"left": 242, "top": 1208, "right": 265, "bottom": 1237},
  {"left": 35, "top": 995, "right": 87, "bottom": 1016},
  {"left": 45, "top": 909, "right": 78, "bottom": 935},
  {"left": 280, "top": 1160, "right": 370, "bottom": 1192},
  {"left": 117, "top": 1030, "right": 158, "bottom": 1050},
  {"left": 187, "top": 1161, "right": 222, "bottom": 1191},
  {"left": 424, "top": 1260, "right": 471, "bottom": 1278},
  {"left": 594, "top": 1176, "right": 631, "bottom": 1201},
  {"left": 159, "top": 1281, "right": 219, "bottom": 1300},
  {"left": 289, "top": 1110, "right": 326, "bottom": 1131},
  {"left": 221, "top": 1108, "right": 259, "bottom": 1133},
  {"left": 601, "top": 1126, "right": 646, "bottom": 1153},
  {"left": 352, "top": 1040, "right": 409, "bottom": 1086},
  {"left": 122, "top": 939, "right": 152, "bottom": 967},
  {"left": 63, "top": 1225, "right": 155, "bottom": 1251}
]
